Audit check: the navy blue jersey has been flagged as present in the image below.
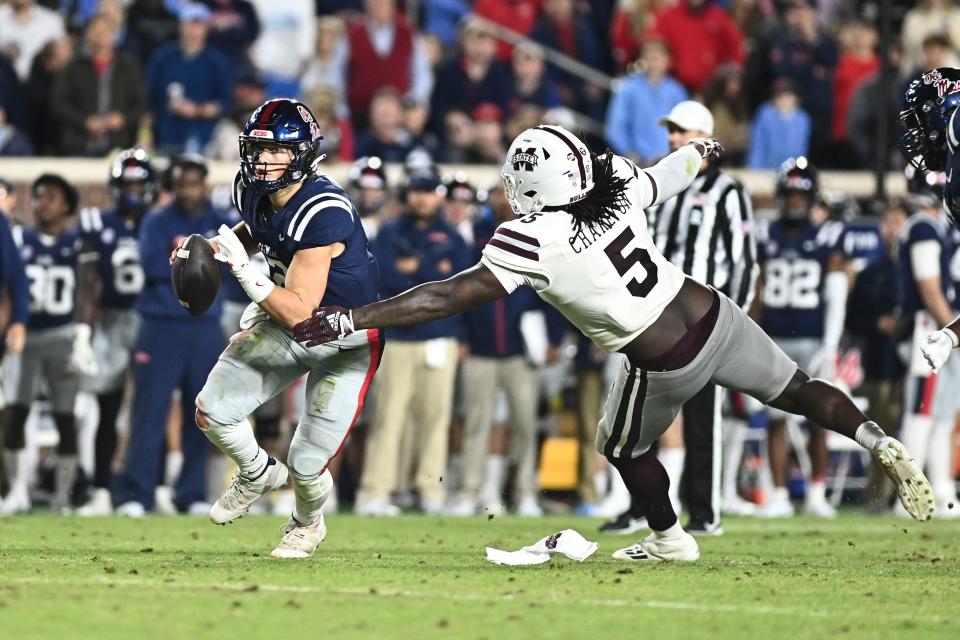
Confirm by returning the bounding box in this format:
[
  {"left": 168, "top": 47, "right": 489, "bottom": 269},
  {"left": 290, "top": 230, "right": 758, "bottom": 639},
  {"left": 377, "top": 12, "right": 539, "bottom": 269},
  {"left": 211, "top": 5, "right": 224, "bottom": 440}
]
[
  {"left": 14, "top": 226, "right": 82, "bottom": 329},
  {"left": 758, "top": 220, "right": 841, "bottom": 339},
  {"left": 835, "top": 220, "right": 882, "bottom": 275},
  {"left": 899, "top": 212, "right": 953, "bottom": 316},
  {"left": 79, "top": 208, "right": 144, "bottom": 309},
  {"left": 232, "top": 172, "right": 379, "bottom": 308},
  {"left": 942, "top": 110, "right": 960, "bottom": 217}
]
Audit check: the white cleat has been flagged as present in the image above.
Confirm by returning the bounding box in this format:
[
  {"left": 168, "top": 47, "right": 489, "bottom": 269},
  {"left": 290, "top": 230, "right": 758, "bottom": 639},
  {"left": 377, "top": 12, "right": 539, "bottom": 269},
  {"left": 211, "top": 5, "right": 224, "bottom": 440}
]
[
  {"left": 116, "top": 501, "right": 146, "bottom": 518},
  {"left": 804, "top": 498, "right": 838, "bottom": 519},
  {"left": 874, "top": 437, "right": 935, "bottom": 522},
  {"left": 613, "top": 531, "right": 700, "bottom": 562},
  {"left": 516, "top": 495, "right": 543, "bottom": 517},
  {"left": 77, "top": 488, "right": 113, "bottom": 516},
  {"left": 354, "top": 498, "right": 400, "bottom": 517},
  {"left": 270, "top": 514, "right": 327, "bottom": 559},
  {"left": 0, "top": 486, "right": 31, "bottom": 515},
  {"left": 722, "top": 495, "right": 757, "bottom": 516},
  {"left": 210, "top": 457, "right": 289, "bottom": 525},
  {"left": 154, "top": 486, "right": 178, "bottom": 515},
  {"left": 755, "top": 493, "right": 795, "bottom": 518},
  {"left": 444, "top": 497, "right": 477, "bottom": 517}
]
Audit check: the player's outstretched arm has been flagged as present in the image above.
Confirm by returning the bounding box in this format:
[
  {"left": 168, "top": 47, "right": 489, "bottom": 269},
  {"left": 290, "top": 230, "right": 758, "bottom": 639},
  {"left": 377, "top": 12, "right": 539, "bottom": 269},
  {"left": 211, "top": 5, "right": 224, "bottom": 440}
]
[
  {"left": 293, "top": 263, "right": 508, "bottom": 346},
  {"left": 637, "top": 139, "right": 722, "bottom": 208}
]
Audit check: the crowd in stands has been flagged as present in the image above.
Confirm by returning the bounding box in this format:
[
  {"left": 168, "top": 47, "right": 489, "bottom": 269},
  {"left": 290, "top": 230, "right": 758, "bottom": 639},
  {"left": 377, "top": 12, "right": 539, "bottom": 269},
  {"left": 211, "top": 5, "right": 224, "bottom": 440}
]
[{"left": 0, "top": 0, "right": 955, "bottom": 171}]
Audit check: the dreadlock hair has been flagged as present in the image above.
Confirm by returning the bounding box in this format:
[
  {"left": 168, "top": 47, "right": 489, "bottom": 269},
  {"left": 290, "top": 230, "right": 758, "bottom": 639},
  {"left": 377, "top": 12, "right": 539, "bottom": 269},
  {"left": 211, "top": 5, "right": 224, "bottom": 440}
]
[{"left": 563, "top": 149, "right": 631, "bottom": 235}]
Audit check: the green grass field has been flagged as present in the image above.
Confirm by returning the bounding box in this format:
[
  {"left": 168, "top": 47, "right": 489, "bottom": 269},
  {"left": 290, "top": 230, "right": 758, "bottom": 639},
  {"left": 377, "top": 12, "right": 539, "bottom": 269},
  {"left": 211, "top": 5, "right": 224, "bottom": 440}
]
[{"left": 1, "top": 514, "right": 958, "bottom": 639}]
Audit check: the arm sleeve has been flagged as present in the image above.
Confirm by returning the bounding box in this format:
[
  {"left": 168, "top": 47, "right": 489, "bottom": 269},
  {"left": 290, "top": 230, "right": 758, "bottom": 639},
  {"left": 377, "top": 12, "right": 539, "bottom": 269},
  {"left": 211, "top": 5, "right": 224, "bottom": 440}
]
[
  {"left": 911, "top": 240, "right": 942, "bottom": 280},
  {"left": 634, "top": 145, "right": 701, "bottom": 208},
  {"left": 138, "top": 214, "right": 172, "bottom": 281},
  {"left": 0, "top": 217, "right": 29, "bottom": 324},
  {"left": 823, "top": 269, "right": 848, "bottom": 351}
]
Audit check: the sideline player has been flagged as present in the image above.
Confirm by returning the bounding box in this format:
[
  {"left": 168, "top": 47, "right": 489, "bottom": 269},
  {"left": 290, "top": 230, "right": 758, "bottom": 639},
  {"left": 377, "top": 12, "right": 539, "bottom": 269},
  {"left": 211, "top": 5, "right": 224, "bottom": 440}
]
[
  {"left": 295, "top": 125, "right": 935, "bottom": 561},
  {"left": 2, "top": 174, "right": 96, "bottom": 515},
  {"left": 185, "top": 99, "right": 381, "bottom": 559},
  {"left": 76, "top": 149, "right": 154, "bottom": 516}
]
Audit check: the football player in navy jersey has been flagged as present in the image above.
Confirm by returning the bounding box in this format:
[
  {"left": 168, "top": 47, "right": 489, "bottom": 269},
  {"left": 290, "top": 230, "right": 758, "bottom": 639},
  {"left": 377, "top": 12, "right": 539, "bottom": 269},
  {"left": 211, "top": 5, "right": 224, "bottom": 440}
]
[
  {"left": 754, "top": 158, "right": 849, "bottom": 518},
  {"left": 74, "top": 150, "right": 155, "bottom": 516},
  {"left": 1, "top": 174, "right": 96, "bottom": 515},
  {"left": 113, "top": 154, "right": 232, "bottom": 517},
  {"left": 185, "top": 98, "right": 381, "bottom": 558},
  {"left": 897, "top": 68, "right": 960, "bottom": 515}
]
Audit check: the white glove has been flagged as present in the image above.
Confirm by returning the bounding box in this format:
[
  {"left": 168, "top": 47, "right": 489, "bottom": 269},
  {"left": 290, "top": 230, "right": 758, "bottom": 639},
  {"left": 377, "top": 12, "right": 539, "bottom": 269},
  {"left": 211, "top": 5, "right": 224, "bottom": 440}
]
[
  {"left": 808, "top": 347, "right": 838, "bottom": 381},
  {"left": 68, "top": 324, "right": 99, "bottom": 377},
  {"left": 213, "top": 224, "right": 274, "bottom": 304},
  {"left": 922, "top": 329, "right": 958, "bottom": 372}
]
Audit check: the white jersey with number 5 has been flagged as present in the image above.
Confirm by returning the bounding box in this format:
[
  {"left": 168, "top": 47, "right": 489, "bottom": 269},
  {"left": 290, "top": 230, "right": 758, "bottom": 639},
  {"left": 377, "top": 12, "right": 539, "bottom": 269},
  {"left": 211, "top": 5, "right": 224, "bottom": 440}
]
[{"left": 481, "top": 154, "right": 691, "bottom": 352}]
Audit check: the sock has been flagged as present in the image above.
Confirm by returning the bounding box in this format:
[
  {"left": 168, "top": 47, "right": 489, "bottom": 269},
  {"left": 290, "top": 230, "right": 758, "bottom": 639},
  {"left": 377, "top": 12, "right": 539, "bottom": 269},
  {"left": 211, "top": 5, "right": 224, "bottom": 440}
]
[
  {"left": 653, "top": 521, "right": 686, "bottom": 539},
  {"left": 929, "top": 419, "right": 958, "bottom": 504},
  {"left": 54, "top": 455, "right": 78, "bottom": 509},
  {"left": 164, "top": 451, "right": 184, "bottom": 487},
  {"left": 806, "top": 480, "right": 827, "bottom": 504},
  {"left": 292, "top": 469, "right": 333, "bottom": 525},
  {"left": 200, "top": 417, "right": 268, "bottom": 479},
  {"left": 445, "top": 453, "right": 463, "bottom": 493},
  {"left": 593, "top": 470, "right": 608, "bottom": 501},
  {"left": 3, "top": 448, "right": 27, "bottom": 495},
  {"left": 95, "top": 390, "right": 124, "bottom": 488},
  {"left": 722, "top": 421, "right": 747, "bottom": 502},
  {"left": 658, "top": 447, "right": 685, "bottom": 515},
  {"left": 854, "top": 421, "right": 886, "bottom": 451},
  {"left": 479, "top": 454, "right": 506, "bottom": 504},
  {"left": 609, "top": 450, "right": 677, "bottom": 531}
]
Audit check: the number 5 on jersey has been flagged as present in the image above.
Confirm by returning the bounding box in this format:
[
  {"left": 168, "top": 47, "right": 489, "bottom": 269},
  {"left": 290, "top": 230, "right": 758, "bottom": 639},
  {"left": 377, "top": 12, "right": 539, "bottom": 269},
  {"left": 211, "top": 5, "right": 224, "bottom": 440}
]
[{"left": 604, "top": 227, "right": 658, "bottom": 297}]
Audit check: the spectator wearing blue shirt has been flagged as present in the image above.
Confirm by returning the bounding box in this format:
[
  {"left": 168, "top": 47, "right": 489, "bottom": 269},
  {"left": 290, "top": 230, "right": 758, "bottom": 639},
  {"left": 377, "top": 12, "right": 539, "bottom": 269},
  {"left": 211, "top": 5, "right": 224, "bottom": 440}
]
[
  {"left": 605, "top": 39, "right": 688, "bottom": 163},
  {"left": 146, "top": 3, "right": 232, "bottom": 154},
  {"left": 114, "top": 155, "right": 230, "bottom": 516},
  {"left": 356, "top": 168, "right": 470, "bottom": 517},
  {"left": 747, "top": 80, "right": 811, "bottom": 169}
]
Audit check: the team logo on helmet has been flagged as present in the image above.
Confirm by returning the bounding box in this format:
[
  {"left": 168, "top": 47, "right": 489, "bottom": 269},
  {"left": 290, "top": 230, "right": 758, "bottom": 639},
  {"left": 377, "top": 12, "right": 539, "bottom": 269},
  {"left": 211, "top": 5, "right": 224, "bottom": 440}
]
[
  {"left": 922, "top": 69, "right": 960, "bottom": 98},
  {"left": 512, "top": 147, "right": 538, "bottom": 171}
]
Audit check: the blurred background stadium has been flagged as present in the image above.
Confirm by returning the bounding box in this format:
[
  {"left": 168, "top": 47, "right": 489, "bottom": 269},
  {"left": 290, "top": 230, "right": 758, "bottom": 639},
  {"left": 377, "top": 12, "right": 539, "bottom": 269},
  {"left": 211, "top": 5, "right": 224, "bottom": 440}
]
[{"left": 0, "top": 0, "right": 958, "bottom": 529}]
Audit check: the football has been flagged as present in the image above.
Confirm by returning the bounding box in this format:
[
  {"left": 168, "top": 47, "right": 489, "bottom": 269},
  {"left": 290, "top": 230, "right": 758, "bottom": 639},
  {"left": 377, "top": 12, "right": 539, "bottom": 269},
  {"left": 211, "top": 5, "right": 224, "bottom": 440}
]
[{"left": 171, "top": 234, "right": 221, "bottom": 317}]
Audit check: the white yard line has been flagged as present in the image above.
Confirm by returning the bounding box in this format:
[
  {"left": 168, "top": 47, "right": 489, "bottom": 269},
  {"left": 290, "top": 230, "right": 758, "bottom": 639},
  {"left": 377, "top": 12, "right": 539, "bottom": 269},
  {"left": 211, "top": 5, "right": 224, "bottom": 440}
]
[{"left": 6, "top": 575, "right": 828, "bottom": 618}]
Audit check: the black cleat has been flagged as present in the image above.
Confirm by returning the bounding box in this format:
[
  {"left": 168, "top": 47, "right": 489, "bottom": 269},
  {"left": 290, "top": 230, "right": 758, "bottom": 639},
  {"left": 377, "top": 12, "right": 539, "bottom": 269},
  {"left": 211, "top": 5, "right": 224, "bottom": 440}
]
[{"left": 599, "top": 510, "right": 649, "bottom": 535}]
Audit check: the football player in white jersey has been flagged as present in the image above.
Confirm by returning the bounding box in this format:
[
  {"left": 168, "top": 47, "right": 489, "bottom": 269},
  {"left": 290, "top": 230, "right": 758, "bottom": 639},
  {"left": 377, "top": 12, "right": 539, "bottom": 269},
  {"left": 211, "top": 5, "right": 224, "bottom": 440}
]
[{"left": 293, "top": 125, "right": 935, "bottom": 561}]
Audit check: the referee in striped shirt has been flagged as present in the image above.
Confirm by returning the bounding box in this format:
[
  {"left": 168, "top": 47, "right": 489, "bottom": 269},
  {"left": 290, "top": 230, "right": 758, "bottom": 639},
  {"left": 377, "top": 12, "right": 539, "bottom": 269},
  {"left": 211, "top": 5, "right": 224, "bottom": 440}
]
[{"left": 647, "top": 101, "right": 758, "bottom": 536}]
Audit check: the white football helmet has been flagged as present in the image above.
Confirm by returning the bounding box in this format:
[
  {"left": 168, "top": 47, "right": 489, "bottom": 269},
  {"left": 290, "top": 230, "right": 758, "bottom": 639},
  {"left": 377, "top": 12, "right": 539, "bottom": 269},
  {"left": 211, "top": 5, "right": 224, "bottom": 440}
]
[{"left": 501, "top": 125, "right": 595, "bottom": 216}]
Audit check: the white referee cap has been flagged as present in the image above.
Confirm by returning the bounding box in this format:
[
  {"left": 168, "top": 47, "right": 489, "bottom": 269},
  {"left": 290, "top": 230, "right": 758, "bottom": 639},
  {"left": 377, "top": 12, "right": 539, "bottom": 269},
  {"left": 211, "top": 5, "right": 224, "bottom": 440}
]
[{"left": 659, "top": 101, "right": 714, "bottom": 136}]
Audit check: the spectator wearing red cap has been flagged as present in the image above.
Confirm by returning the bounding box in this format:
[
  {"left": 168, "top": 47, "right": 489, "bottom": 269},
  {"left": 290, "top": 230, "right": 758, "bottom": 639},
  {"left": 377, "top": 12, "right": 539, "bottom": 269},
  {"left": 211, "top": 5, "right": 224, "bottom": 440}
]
[
  {"left": 471, "top": 102, "right": 506, "bottom": 164},
  {"left": 645, "top": 0, "right": 744, "bottom": 95},
  {"left": 431, "top": 17, "right": 512, "bottom": 136}
]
